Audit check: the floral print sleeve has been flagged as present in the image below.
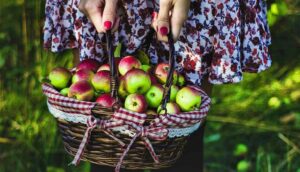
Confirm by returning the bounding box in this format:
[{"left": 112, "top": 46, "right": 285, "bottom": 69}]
[{"left": 43, "top": 0, "right": 271, "bottom": 85}]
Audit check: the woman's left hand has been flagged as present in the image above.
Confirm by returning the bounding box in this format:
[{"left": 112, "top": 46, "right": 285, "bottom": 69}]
[{"left": 152, "top": 0, "right": 190, "bottom": 42}]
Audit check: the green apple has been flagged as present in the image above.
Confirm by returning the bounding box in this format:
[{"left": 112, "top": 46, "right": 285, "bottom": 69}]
[
  {"left": 177, "top": 74, "right": 185, "bottom": 87},
  {"left": 60, "top": 87, "right": 69, "bottom": 96},
  {"left": 118, "top": 76, "right": 129, "bottom": 99},
  {"left": 48, "top": 67, "right": 72, "bottom": 89},
  {"left": 124, "top": 93, "right": 148, "bottom": 113},
  {"left": 124, "top": 69, "right": 151, "bottom": 94},
  {"left": 170, "top": 85, "right": 179, "bottom": 102},
  {"left": 145, "top": 84, "right": 164, "bottom": 108},
  {"left": 141, "top": 65, "right": 151, "bottom": 73},
  {"left": 157, "top": 102, "right": 180, "bottom": 115},
  {"left": 176, "top": 86, "right": 202, "bottom": 112}
]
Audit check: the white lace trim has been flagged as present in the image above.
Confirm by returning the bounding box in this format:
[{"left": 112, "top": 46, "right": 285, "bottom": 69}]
[{"left": 47, "top": 102, "right": 201, "bottom": 138}]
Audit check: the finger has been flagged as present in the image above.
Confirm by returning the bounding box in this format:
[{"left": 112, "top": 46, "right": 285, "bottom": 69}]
[
  {"left": 170, "top": 0, "right": 189, "bottom": 41},
  {"left": 157, "top": 0, "right": 172, "bottom": 40},
  {"left": 102, "top": 0, "right": 118, "bottom": 31},
  {"left": 111, "top": 17, "right": 120, "bottom": 32},
  {"left": 81, "top": 1, "right": 105, "bottom": 33}
]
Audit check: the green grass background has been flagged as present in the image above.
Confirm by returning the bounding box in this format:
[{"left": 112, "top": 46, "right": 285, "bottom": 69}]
[{"left": 0, "top": 0, "right": 299, "bottom": 171}]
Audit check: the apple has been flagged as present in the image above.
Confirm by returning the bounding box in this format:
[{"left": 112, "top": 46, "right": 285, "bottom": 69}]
[
  {"left": 157, "top": 102, "right": 180, "bottom": 115},
  {"left": 150, "top": 75, "right": 158, "bottom": 84},
  {"left": 91, "top": 70, "right": 111, "bottom": 93},
  {"left": 118, "top": 76, "right": 129, "bottom": 99},
  {"left": 154, "top": 63, "right": 178, "bottom": 84},
  {"left": 170, "top": 85, "right": 179, "bottom": 102},
  {"left": 60, "top": 87, "right": 69, "bottom": 96},
  {"left": 72, "top": 69, "right": 94, "bottom": 83},
  {"left": 97, "top": 64, "right": 110, "bottom": 72},
  {"left": 68, "top": 80, "right": 94, "bottom": 101},
  {"left": 96, "top": 93, "right": 116, "bottom": 107},
  {"left": 176, "top": 86, "right": 202, "bottom": 112},
  {"left": 141, "top": 65, "right": 151, "bottom": 73},
  {"left": 118, "top": 56, "right": 141, "bottom": 75},
  {"left": 124, "top": 94, "right": 148, "bottom": 113},
  {"left": 124, "top": 69, "right": 151, "bottom": 94},
  {"left": 146, "top": 109, "right": 157, "bottom": 116},
  {"left": 76, "top": 59, "right": 101, "bottom": 72},
  {"left": 145, "top": 84, "right": 164, "bottom": 108},
  {"left": 177, "top": 74, "right": 185, "bottom": 87},
  {"left": 48, "top": 67, "right": 72, "bottom": 89}
]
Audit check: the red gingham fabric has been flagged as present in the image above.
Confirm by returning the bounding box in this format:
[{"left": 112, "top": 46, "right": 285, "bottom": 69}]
[{"left": 42, "top": 82, "right": 211, "bottom": 172}]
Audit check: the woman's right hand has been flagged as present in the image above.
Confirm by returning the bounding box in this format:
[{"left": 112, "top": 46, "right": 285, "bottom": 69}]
[{"left": 78, "top": 0, "right": 120, "bottom": 33}]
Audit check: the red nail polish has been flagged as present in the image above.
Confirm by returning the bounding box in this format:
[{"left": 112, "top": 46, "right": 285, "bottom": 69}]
[
  {"left": 104, "top": 21, "right": 112, "bottom": 30},
  {"left": 160, "top": 27, "right": 168, "bottom": 36},
  {"left": 152, "top": 12, "right": 157, "bottom": 19}
]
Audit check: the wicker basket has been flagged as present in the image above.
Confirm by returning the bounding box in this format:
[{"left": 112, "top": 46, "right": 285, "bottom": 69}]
[{"left": 42, "top": 30, "right": 211, "bottom": 171}]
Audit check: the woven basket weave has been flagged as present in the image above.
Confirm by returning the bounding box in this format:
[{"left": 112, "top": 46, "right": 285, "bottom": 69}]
[{"left": 43, "top": 30, "right": 210, "bottom": 171}]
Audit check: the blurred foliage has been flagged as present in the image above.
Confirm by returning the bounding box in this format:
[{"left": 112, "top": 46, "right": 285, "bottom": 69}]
[{"left": 0, "top": 0, "right": 299, "bottom": 172}]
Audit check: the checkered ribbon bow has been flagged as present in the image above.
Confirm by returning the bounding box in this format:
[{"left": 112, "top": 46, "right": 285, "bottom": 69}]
[
  {"left": 115, "top": 124, "right": 169, "bottom": 172},
  {"left": 70, "top": 116, "right": 125, "bottom": 166}
]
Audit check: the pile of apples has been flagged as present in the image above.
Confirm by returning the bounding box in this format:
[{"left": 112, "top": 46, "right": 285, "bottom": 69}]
[{"left": 48, "top": 55, "right": 202, "bottom": 115}]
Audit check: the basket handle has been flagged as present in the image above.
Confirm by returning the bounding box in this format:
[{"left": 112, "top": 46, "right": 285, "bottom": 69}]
[
  {"left": 105, "top": 29, "right": 175, "bottom": 111},
  {"left": 161, "top": 31, "right": 175, "bottom": 111},
  {"left": 105, "top": 30, "right": 119, "bottom": 99}
]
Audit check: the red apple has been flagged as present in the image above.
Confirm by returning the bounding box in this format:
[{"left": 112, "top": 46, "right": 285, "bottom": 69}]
[
  {"left": 124, "top": 93, "right": 148, "bottom": 113},
  {"left": 91, "top": 70, "right": 111, "bottom": 93},
  {"left": 150, "top": 75, "right": 158, "bottom": 84},
  {"left": 154, "top": 63, "right": 178, "bottom": 84},
  {"left": 145, "top": 84, "right": 164, "bottom": 108},
  {"left": 68, "top": 80, "right": 94, "bottom": 101},
  {"left": 118, "top": 56, "right": 141, "bottom": 75},
  {"left": 176, "top": 86, "right": 202, "bottom": 112},
  {"left": 72, "top": 69, "right": 94, "bottom": 83},
  {"left": 124, "top": 69, "right": 151, "bottom": 94},
  {"left": 118, "top": 76, "right": 129, "bottom": 99},
  {"left": 76, "top": 59, "right": 100, "bottom": 72},
  {"left": 157, "top": 102, "right": 180, "bottom": 115},
  {"left": 97, "top": 64, "right": 110, "bottom": 72},
  {"left": 48, "top": 67, "right": 72, "bottom": 89},
  {"left": 96, "top": 93, "right": 116, "bottom": 107}
]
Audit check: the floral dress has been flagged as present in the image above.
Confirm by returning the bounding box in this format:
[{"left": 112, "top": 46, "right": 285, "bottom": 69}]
[{"left": 43, "top": 0, "right": 272, "bottom": 85}]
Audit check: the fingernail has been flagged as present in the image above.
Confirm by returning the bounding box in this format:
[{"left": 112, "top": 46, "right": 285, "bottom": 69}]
[
  {"left": 160, "top": 27, "right": 168, "bottom": 36},
  {"left": 152, "top": 12, "right": 157, "bottom": 19},
  {"left": 104, "top": 21, "right": 112, "bottom": 30}
]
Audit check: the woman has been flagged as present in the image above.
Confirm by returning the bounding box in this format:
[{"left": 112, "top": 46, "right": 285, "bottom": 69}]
[{"left": 43, "top": 0, "right": 271, "bottom": 171}]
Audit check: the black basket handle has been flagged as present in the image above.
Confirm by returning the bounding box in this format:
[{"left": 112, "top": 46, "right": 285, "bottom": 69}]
[
  {"left": 105, "top": 30, "right": 119, "bottom": 99},
  {"left": 105, "top": 29, "right": 176, "bottom": 112}
]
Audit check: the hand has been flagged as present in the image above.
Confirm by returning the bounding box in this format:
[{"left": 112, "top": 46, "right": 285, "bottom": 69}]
[
  {"left": 78, "top": 0, "right": 120, "bottom": 33},
  {"left": 152, "top": 0, "right": 190, "bottom": 42}
]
